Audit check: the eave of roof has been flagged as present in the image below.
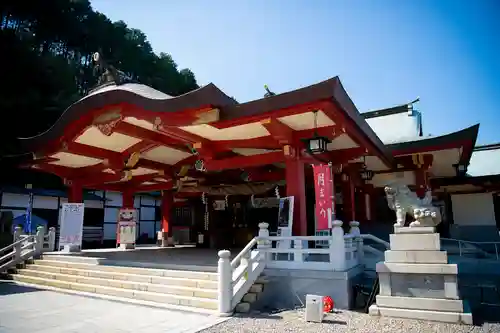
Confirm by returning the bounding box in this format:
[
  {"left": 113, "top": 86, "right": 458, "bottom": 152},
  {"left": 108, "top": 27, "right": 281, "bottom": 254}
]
[
  {"left": 15, "top": 77, "right": 395, "bottom": 168},
  {"left": 361, "top": 103, "right": 411, "bottom": 119},
  {"left": 217, "top": 77, "right": 394, "bottom": 167},
  {"left": 387, "top": 124, "right": 479, "bottom": 155},
  {"left": 17, "top": 83, "right": 238, "bottom": 152}
]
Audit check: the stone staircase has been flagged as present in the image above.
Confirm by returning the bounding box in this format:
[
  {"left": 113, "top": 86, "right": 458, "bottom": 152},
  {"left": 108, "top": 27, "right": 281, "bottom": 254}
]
[{"left": 5, "top": 254, "right": 267, "bottom": 314}]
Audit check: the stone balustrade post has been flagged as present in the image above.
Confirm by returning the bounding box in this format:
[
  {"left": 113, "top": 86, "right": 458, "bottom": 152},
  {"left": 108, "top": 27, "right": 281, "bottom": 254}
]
[
  {"left": 330, "top": 220, "right": 346, "bottom": 271},
  {"left": 217, "top": 250, "right": 233, "bottom": 315},
  {"left": 48, "top": 227, "right": 56, "bottom": 252},
  {"left": 294, "top": 239, "right": 303, "bottom": 263},
  {"left": 349, "top": 221, "right": 363, "bottom": 265},
  {"left": 257, "top": 222, "right": 270, "bottom": 262},
  {"left": 349, "top": 221, "right": 360, "bottom": 236},
  {"left": 35, "top": 225, "right": 45, "bottom": 256},
  {"left": 13, "top": 226, "right": 23, "bottom": 261}
]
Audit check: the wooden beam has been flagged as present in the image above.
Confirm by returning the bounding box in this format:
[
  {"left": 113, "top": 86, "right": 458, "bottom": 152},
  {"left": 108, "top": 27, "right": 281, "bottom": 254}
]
[
  {"left": 156, "top": 124, "right": 208, "bottom": 144},
  {"left": 133, "top": 181, "right": 174, "bottom": 193},
  {"left": 123, "top": 141, "right": 157, "bottom": 156},
  {"left": 261, "top": 118, "right": 294, "bottom": 145},
  {"left": 301, "top": 147, "right": 367, "bottom": 165},
  {"left": 114, "top": 122, "right": 192, "bottom": 153},
  {"left": 204, "top": 151, "right": 285, "bottom": 171}
]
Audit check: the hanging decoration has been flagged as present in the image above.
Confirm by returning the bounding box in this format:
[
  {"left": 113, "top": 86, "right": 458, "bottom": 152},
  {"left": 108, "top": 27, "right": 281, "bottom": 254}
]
[
  {"left": 195, "top": 159, "right": 206, "bottom": 172},
  {"left": 275, "top": 186, "right": 280, "bottom": 199},
  {"left": 225, "top": 195, "right": 229, "bottom": 209},
  {"left": 250, "top": 194, "right": 255, "bottom": 208},
  {"left": 201, "top": 192, "right": 209, "bottom": 231}
]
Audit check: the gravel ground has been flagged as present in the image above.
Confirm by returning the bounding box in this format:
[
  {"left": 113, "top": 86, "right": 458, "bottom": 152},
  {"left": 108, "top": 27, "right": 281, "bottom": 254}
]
[{"left": 199, "top": 309, "right": 500, "bottom": 333}]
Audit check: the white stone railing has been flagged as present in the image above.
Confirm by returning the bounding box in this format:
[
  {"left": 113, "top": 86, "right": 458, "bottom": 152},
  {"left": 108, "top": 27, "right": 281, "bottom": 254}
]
[
  {"left": 256, "top": 220, "right": 363, "bottom": 271},
  {"left": 0, "top": 226, "right": 56, "bottom": 273},
  {"left": 217, "top": 237, "right": 266, "bottom": 315},
  {"left": 216, "top": 220, "right": 364, "bottom": 315}
]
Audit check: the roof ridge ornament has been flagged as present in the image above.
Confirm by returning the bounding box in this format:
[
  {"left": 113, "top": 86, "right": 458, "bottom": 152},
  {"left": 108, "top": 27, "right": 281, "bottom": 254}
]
[
  {"left": 264, "top": 85, "right": 276, "bottom": 98},
  {"left": 88, "top": 51, "right": 136, "bottom": 95}
]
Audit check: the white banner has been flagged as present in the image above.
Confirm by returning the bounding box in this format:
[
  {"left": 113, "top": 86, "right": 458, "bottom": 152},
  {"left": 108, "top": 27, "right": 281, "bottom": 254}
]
[{"left": 59, "top": 203, "right": 85, "bottom": 250}]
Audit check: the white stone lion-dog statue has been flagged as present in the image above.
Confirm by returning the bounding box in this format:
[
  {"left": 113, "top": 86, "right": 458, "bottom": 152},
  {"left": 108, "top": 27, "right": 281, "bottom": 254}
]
[{"left": 384, "top": 181, "right": 442, "bottom": 228}]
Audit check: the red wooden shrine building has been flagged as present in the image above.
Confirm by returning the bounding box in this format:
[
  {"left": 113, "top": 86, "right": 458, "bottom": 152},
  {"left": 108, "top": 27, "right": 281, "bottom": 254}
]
[{"left": 17, "top": 74, "right": 479, "bottom": 247}]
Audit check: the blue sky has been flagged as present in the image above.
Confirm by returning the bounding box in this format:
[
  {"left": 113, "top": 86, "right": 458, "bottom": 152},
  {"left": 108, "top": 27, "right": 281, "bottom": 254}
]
[{"left": 91, "top": 0, "right": 500, "bottom": 145}]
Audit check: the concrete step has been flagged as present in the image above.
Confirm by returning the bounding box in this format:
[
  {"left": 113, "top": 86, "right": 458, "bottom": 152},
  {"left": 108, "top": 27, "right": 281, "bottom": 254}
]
[
  {"left": 235, "top": 302, "right": 250, "bottom": 313},
  {"left": 34, "top": 259, "right": 218, "bottom": 281},
  {"left": 11, "top": 274, "right": 218, "bottom": 311},
  {"left": 25, "top": 263, "right": 217, "bottom": 289},
  {"left": 18, "top": 269, "right": 218, "bottom": 299}
]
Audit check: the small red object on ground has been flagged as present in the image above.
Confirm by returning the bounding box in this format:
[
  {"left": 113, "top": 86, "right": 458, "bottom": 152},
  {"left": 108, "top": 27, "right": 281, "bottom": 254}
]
[{"left": 323, "top": 296, "right": 334, "bottom": 313}]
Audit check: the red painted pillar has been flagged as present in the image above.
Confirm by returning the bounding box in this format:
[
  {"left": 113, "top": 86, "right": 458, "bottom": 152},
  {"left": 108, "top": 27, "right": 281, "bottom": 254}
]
[
  {"left": 161, "top": 191, "right": 174, "bottom": 247},
  {"left": 68, "top": 183, "right": 83, "bottom": 203},
  {"left": 357, "top": 187, "right": 367, "bottom": 223},
  {"left": 341, "top": 175, "right": 355, "bottom": 222},
  {"left": 415, "top": 168, "right": 428, "bottom": 198},
  {"left": 286, "top": 157, "right": 307, "bottom": 236},
  {"left": 364, "top": 184, "right": 376, "bottom": 222},
  {"left": 122, "top": 190, "right": 134, "bottom": 208}
]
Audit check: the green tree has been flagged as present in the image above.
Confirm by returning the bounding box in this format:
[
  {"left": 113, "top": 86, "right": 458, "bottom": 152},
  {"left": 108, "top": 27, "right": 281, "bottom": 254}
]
[{"left": 0, "top": 0, "right": 200, "bottom": 160}]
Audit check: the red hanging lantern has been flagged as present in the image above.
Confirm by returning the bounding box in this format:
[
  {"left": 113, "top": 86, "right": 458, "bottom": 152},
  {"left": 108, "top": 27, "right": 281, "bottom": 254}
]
[{"left": 323, "top": 296, "right": 334, "bottom": 313}]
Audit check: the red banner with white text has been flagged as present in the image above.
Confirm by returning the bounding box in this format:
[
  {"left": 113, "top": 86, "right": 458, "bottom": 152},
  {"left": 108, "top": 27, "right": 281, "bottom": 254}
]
[{"left": 313, "top": 164, "right": 333, "bottom": 230}]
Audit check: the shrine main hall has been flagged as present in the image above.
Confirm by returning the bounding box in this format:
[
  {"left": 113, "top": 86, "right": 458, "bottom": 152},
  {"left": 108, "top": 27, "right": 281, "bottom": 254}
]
[{"left": 7, "top": 75, "right": 498, "bottom": 248}]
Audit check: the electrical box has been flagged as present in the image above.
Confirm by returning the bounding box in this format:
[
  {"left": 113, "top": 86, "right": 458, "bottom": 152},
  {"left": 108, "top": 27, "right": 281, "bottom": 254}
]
[{"left": 305, "top": 294, "right": 324, "bottom": 323}]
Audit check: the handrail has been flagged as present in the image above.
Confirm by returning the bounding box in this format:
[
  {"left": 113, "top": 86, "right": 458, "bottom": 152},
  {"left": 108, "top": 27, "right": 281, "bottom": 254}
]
[
  {"left": 441, "top": 237, "right": 499, "bottom": 260},
  {"left": 360, "top": 234, "right": 390, "bottom": 249},
  {"left": 0, "top": 227, "right": 56, "bottom": 273},
  {"left": 231, "top": 237, "right": 257, "bottom": 268},
  {"left": 0, "top": 235, "right": 35, "bottom": 254},
  {"left": 258, "top": 235, "right": 332, "bottom": 241},
  {"left": 441, "top": 237, "right": 500, "bottom": 245}
]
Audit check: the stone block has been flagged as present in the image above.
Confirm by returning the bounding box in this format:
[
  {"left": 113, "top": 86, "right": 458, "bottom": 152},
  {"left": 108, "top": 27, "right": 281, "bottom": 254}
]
[
  {"left": 389, "top": 233, "right": 440, "bottom": 251},
  {"left": 394, "top": 226, "right": 436, "bottom": 234},
  {"left": 249, "top": 284, "right": 264, "bottom": 293},
  {"left": 376, "top": 262, "right": 458, "bottom": 275},
  {"left": 375, "top": 305, "right": 471, "bottom": 324},
  {"left": 391, "top": 273, "right": 445, "bottom": 298},
  {"left": 243, "top": 293, "right": 258, "bottom": 303},
  {"left": 384, "top": 250, "right": 447, "bottom": 264},
  {"left": 235, "top": 302, "right": 250, "bottom": 313},
  {"left": 444, "top": 275, "right": 459, "bottom": 299},
  {"left": 376, "top": 295, "right": 464, "bottom": 312}
]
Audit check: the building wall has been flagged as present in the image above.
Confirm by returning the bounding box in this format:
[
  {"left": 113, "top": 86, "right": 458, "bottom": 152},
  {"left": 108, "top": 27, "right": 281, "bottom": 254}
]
[
  {"left": 365, "top": 111, "right": 421, "bottom": 144},
  {"left": 0, "top": 190, "right": 163, "bottom": 245},
  {"left": 449, "top": 192, "right": 499, "bottom": 242},
  {"left": 97, "top": 191, "right": 161, "bottom": 243},
  {"left": 451, "top": 193, "right": 496, "bottom": 226}
]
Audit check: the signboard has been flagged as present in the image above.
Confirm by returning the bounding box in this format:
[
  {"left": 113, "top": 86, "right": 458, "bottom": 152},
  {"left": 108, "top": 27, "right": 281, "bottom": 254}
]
[
  {"left": 117, "top": 208, "right": 137, "bottom": 247},
  {"left": 59, "top": 203, "right": 85, "bottom": 251},
  {"left": 313, "top": 164, "right": 334, "bottom": 230},
  {"left": 277, "top": 196, "right": 294, "bottom": 249}
]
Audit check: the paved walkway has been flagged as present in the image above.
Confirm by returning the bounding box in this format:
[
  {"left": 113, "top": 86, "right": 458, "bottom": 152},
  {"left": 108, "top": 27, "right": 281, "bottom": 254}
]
[{"left": 0, "top": 282, "right": 226, "bottom": 333}]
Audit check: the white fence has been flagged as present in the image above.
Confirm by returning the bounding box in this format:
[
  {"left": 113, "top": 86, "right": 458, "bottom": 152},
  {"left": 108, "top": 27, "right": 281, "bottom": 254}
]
[
  {"left": 0, "top": 226, "right": 56, "bottom": 273},
  {"left": 217, "top": 220, "right": 363, "bottom": 314}
]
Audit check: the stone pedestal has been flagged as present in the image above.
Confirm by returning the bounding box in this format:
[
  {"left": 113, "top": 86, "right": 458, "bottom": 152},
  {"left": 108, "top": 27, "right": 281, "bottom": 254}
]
[
  {"left": 119, "top": 243, "right": 135, "bottom": 250},
  {"left": 369, "top": 227, "right": 473, "bottom": 325}
]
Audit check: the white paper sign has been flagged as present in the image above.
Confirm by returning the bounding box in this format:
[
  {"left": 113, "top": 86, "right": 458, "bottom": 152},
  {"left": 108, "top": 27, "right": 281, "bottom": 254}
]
[{"left": 59, "top": 203, "right": 85, "bottom": 250}]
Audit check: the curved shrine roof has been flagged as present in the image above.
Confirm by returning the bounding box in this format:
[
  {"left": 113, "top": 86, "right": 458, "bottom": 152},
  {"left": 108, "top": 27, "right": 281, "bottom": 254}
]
[{"left": 18, "top": 77, "right": 394, "bottom": 167}]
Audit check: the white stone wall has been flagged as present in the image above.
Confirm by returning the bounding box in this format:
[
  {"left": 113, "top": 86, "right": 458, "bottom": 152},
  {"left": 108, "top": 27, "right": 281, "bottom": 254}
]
[
  {"left": 451, "top": 193, "right": 496, "bottom": 226},
  {"left": 366, "top": 111, "right": 421, "bottom": 144}
]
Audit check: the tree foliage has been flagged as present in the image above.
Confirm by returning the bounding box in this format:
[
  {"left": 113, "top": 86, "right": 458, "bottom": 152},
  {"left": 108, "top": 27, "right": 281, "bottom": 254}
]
[{"left": 0, "top": 0, "right": 199, "bottom": 156}]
